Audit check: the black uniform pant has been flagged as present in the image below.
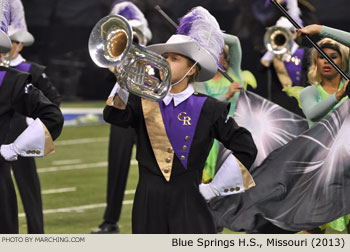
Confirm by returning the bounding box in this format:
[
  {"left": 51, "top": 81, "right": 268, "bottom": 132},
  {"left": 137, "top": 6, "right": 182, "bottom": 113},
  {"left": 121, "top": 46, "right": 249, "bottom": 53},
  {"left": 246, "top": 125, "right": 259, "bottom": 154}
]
[
  {"left": 8, "top": 114, "right": 44, "bottom": 234},
  {"left": 11, "top": 157, "right": 44, "bottom": 234},
  {"left": 103, "top": 125, "right": 136, "bottom": 223},
  {"left": 0, "top": 163, "right": 18, "bottom": 234},
  {"left": 132, "top": 168, "right": 216, "bottom": 234}
]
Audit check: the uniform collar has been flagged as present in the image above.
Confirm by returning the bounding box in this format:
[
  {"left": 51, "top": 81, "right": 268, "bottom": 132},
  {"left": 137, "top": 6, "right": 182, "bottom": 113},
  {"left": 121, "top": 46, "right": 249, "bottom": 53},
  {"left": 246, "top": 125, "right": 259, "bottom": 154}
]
[
  {"left": 10, "top": 54, "right": 25, "bottom": 67},
  {"left": 163, "top": 84, "right": 194, "bottom": 107}
]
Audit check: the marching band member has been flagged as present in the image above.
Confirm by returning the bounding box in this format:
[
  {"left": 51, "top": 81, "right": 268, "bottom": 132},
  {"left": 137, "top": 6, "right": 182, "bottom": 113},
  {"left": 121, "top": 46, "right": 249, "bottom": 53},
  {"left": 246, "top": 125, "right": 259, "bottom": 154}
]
[
  {"left": 91, "top": 0, "right": 152, "bottom": 234},
  {"left": 261, "top": 15, "right": 311, "bottom": 117},
  {"left": 2, "top": 0, "right": 61, "bottom": 234},
  {"left": 103, "top": 6, "right": 257, "bottom": 234},
  {"left": 0, "top": 0, "right": 63, "bottom": 233}
]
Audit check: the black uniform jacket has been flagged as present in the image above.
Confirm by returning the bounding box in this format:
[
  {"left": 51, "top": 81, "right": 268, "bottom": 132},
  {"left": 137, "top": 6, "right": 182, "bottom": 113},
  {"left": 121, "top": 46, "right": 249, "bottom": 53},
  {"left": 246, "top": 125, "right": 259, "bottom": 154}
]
[
  {"left": 7, "top": 61, "right": 62, "bottom": 142},
  {"left": 23, "top": 62, "right": 61, "bottom": 106},
  {"left": 103, "top": 93, "right": 257, "bottom": 233},
  {"left": 0, "top": 66, "right": 63, "bottom": 162}
]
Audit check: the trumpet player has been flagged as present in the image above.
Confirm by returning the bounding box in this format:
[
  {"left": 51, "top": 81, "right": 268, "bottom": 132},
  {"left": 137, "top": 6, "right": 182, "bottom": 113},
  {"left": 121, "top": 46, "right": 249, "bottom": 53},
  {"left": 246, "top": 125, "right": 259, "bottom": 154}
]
[
  {"left": 91, "top": 0, "right": 152, "bottom": 234},
  {"left": 261, "top": 16, "right": 311, "bottom": 117}
]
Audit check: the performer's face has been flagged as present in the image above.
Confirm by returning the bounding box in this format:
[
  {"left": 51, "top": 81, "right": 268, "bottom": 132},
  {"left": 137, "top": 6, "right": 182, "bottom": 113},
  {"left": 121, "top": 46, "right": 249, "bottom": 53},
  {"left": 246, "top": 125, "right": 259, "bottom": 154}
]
[
  {"left": 317, "top": 48, "right": 342, "bottom": 79},
  {"left": 0, "top": 41, "right": 23, "bottom": 61},
  {"left": 162, "top": 52, "right": 196, "bottom": 85}
]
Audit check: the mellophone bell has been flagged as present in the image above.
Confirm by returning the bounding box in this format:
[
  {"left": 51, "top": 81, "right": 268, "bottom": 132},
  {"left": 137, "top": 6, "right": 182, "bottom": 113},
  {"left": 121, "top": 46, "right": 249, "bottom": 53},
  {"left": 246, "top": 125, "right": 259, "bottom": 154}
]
[
  {"left": 88, "top": 15, "right": 171, "bottom": 101},
  {"left": 264, "top": 25, "right": 295, "bottom": 62}
]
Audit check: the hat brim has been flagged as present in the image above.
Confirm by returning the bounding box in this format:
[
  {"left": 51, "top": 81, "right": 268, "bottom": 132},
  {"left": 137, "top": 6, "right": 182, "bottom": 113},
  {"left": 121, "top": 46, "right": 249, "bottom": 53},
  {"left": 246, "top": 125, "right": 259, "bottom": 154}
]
[
  {"left": 0, "top": 30, "right": 12, "bottom": 53},
  {"left": 147, "top": 38, "right": 217, "bottom": 82},
  {"left": 9, "top": 31, "right": 34, "bottom": 46}
]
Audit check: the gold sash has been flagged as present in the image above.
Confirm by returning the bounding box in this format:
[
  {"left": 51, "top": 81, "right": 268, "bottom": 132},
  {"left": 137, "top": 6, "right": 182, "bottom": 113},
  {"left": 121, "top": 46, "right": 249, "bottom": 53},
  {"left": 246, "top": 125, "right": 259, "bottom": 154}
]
[{"left": 141, "top": 98, "right": 174, "bottom": 182}]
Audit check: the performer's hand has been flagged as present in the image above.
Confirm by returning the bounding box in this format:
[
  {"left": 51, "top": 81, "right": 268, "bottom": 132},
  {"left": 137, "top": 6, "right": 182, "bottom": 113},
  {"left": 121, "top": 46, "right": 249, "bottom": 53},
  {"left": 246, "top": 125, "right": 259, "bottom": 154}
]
[
  {"left": 260, "top": 59, "right": 272, "bottom": 68},
  {"left": 108, "top": 66, "right": 117, "bottom": 74},
  {"left": 0, "top": 144, "right": 19, "bottom": 161},
  {"left": 296, "top": 24, "right": 322, "bottom": 38},
  {"left": 226, "top": 81, "right": 242, "bottom": 100},
  {"left": 336, "top": 80, "right": 350, "bottom": 100},
  {"left": 106, "top": 82, "right": 129, "bottom": 109},
  {"left": 26, "top": 117, "right": 34, "bottom": 126},
  {"left": 199, "top": 183, "right": 220, "bottom": 202}
]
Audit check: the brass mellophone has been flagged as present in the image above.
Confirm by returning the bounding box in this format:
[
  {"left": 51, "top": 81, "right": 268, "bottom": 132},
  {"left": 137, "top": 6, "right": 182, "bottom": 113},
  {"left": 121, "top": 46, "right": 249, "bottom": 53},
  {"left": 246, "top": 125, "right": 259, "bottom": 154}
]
[
  {"left": 88, "top": 15, "right": 171, "bottom": 101},
  {"left": 264, "top": 25, "right": 293, "bottom": 56}
]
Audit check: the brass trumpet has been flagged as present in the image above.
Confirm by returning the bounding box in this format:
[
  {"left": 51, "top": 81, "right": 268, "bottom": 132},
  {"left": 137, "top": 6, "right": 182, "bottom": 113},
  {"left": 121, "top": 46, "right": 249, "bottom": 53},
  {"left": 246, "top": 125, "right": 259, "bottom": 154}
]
[
  {"left": 264, "top": 26, "right": 293, "bottom": 56},
  {"left": 88, "top": 15, "right": 171, "bottom": 101}
]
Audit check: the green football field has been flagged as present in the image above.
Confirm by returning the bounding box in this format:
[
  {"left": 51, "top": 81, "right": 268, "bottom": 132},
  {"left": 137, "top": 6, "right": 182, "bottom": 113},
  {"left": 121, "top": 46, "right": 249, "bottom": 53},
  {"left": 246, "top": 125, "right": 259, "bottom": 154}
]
[
  {"left": 14, "top": 101, "right": 136, "bottom": 234},
  {"left": 14, "top": 101, "right": 347, "bottom": 234},
  {"left": 16, "top": 123, "right": 138, "bottom": 234}
]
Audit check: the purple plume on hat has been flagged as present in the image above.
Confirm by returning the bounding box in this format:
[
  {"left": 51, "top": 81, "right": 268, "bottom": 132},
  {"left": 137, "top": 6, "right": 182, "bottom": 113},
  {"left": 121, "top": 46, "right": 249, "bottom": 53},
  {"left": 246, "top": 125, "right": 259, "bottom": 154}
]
[
  {"left": 110, "top": 1, "right": 152, "bottom": 41},
  {"left": 7, "top": 0, "right": 34, "bottom": 46},
  {"left": 177, "top": 6, "right": 224, "bottom": 70},
  {"left": 110, "top": 1, "right": 148, "bottom": 26},
  {"left": 265, "top": 0, "right": 303, "bottom": 26},
  {"left": 0, "top": 0, "right": 11, "bottom": 53},
  {"left": 0, "top": 0, "right": 10, "bottom": 34},
  {"left": 8, "top": 0, "right": 28, "bottom": 34}
]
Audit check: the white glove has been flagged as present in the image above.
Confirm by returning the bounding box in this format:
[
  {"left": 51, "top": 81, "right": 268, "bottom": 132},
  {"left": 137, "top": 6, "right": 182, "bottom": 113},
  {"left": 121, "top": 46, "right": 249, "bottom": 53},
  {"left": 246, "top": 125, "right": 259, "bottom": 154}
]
[
  {"left": 210, "top": 154, "right": 245, "bottom": 196},
  {"left": 0, "top": 144, "right": 19, "bottom": 161},
  {"left": 26, "top": 117, "right": 35, "bottom": 126},
  {"left": 260, "top": 51, "right": 274, "bottom": 67},
  {"left": 199, "top": 183, "right": 220, "bottom": 202},
  {"left": 0, "top": 118, "right": 46, "bottom": 161},
  {"left": 199, "top": 154, "right": 247, "bottom": 202}
]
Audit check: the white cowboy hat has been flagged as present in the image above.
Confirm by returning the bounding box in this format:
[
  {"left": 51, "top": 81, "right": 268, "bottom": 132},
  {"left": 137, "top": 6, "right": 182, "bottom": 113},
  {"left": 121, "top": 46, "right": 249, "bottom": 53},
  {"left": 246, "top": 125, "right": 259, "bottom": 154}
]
[
  {"left": 147, "top": 34, "right": 217, "bottom": 82},
  {"left": 8, "top": 29, "right": 34, "bottom": 46},
  {"left": 275, "top": 16, "right": 296, "bottom": 33},
  {"left": 0, "top": 29, "right": 11, "bottom": 53},
  {"left": 8, "top": 0, "right": 35, "bottom": 46}
]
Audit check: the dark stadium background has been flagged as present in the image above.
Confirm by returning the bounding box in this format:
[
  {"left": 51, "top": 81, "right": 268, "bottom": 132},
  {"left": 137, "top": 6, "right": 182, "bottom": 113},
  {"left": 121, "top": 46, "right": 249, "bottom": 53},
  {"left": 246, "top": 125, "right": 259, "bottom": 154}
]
[{"left": 21, "top": 0, "right": 349, "bottom": 100}]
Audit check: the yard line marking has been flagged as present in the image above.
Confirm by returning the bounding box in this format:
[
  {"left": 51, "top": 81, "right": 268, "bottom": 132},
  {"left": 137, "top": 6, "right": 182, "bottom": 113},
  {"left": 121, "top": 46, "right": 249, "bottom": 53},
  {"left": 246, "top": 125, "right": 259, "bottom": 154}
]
[
  {"left": 61, "top": 108, "right": 103, "bottom": 114},
  {"left": 42, "top": 187, "right": 77, "bottom": 195},
  {"left": 18, "top": 200, "right": 134, "bottom": 217},
  {"left": 55, "top": 137, "right": 108, "bottom": 146},
  {"left": 37, "top": 160, "right": 138, "bottom": 173},
  {"left": 52, "top": 159, "right": 82, "bottom": 165},
  {"left": 37, "top": 162, "right": 107, "bottom": 173},
  {"left": 125, "top": 189, "right": 136, "bottom": 195}
]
